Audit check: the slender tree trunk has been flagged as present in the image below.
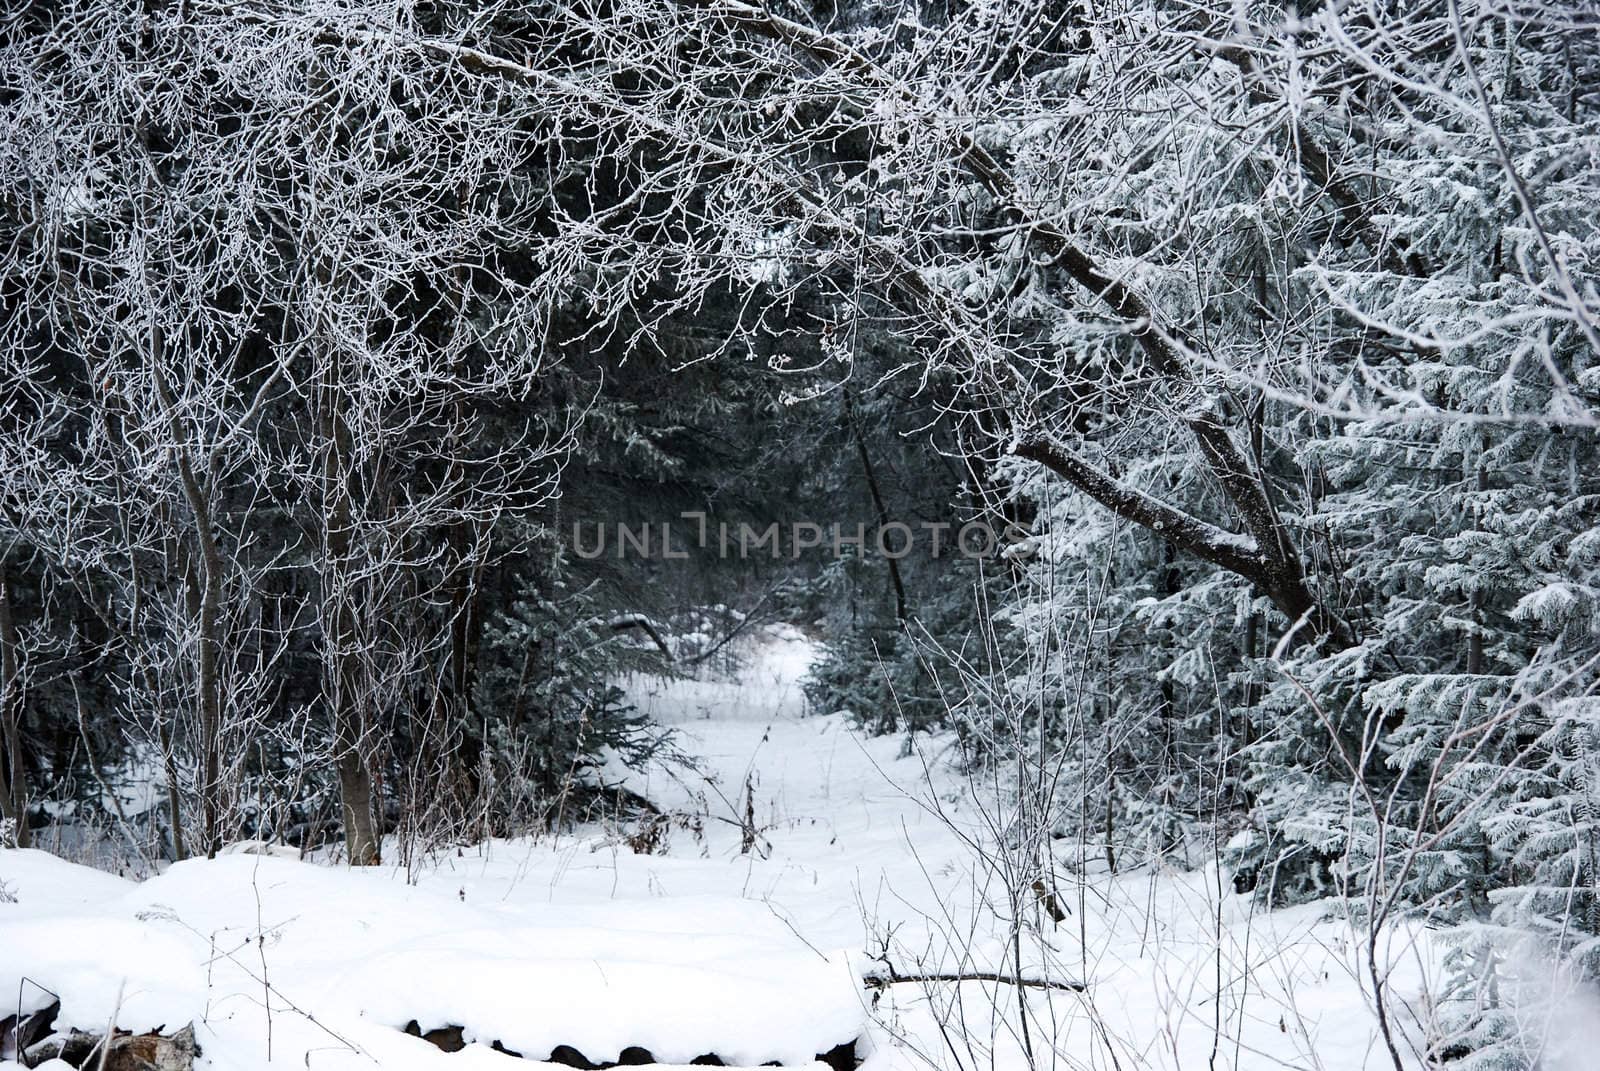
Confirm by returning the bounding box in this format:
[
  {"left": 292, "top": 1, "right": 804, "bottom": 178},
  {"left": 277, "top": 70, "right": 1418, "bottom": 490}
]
[
  {"left": 1237, "top": 610, "right": 1261, "bottom": 806},
  {"left": 132, "top": 71, "right": 221, "bottom": 857},
  {"left": 0, "top": 578, "right": 31, "bottom": 848},
  {"left": 320, "top": 395, "right": 381, "bottom": 867},
  {"left": 153, "top": 364, "right": 225, "bottom": 857},
  {"left": 195, "top": 548, "right": 222, "bottom": 854},
  {"left": 842, "top": 389, "right": 907, "bottom": 622},
  {"left": 303, "top": 45, "right": 381, "bottom": 865},
  {"left": 1103, "top": 721, "right": 1116, "bottom": 875},
  {"left": 158, "top": 717, "right": 187, "bottom": 861},
  {"left": 336, "top": 740, "right": 380, "bottom": 866},
  {"left": 441, "top": 511, "right": 486, "bottom": 814},
  {"left": 325, "top": 507, "right": 382, "bottom": 866},
  {"left": 1468, "top": 465, "right": 1488, "bottom": 675},
  {"left": 327, "top": 595, "right": 382, "bottom": 866},
  {"left": 1157, "top": 540, "right": 1182, "bottom": 852}
]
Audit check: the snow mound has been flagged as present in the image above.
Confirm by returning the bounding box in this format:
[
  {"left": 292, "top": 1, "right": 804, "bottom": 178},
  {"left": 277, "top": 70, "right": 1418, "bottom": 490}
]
[
  {"left": 1, "top": 851, "right": 865, "bottom": 1069},
  {"left": 0, "top": 915, "right": 206, "bottom": 1033},
  {"left": 1, "top": 851, "right": 200, "bottom": 1035},
  {"left": 0, "top": 848, "right": 134, "bottom": 910}
]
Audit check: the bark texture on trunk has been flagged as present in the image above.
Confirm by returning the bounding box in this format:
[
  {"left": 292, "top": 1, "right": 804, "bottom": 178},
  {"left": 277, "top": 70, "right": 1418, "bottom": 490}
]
[{"left": 319, "top": 380, "right": 382, "bottom": 867}]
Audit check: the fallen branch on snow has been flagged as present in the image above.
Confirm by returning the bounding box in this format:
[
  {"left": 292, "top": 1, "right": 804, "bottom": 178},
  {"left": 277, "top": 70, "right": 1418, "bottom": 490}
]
[{"left": 862, "top": 969, "right": 1085, "bottom": 993}]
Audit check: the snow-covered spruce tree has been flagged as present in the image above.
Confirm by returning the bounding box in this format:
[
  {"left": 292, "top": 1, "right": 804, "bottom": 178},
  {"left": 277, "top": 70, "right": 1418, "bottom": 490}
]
[
  {"left": 1006, "top": 469, "right": 1263, "bottom": 871},
  {"left": 1243, "top": 10, "right": 1600, "bottom": 1043},
  {"left": 470, "top": 524, "right": 671, "bottom": 833}
]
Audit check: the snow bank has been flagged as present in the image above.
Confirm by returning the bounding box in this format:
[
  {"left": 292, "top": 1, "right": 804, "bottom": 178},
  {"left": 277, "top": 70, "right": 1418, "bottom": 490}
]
[
  {"left": 0, "top": 847, "right": 133, "bottom": 910},
  {"left": 0, "top": 915, "right": 206, "bottom": 1032},
  {"left": 343, "top": 902, "right": 863, "bottom": 1065},
  {"left": 0, "top": 851, "right": 205, "bottom": 1033},
  {"left": 1, "top": 850, "right": 865, "bottom": 1068}
]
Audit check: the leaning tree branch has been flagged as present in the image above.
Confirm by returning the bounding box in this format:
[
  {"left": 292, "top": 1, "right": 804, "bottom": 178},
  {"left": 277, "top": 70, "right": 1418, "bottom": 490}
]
[
  {"left": 607, "top": 614, "right": 674, "bottom": 661},
  {"left": 1012, "top": 436, "right": 1269, "bottom": 581}
]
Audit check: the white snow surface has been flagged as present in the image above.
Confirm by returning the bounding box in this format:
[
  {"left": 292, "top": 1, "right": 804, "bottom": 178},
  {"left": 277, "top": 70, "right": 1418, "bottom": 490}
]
[{"left": 1, "top": 626, "right": 1441, "bottom": 1070}]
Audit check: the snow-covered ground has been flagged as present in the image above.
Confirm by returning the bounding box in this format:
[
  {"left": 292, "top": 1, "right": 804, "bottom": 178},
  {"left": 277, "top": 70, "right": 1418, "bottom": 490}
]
[{"left": 2, "top": 627, "right": 1439, "bottom": 1071}]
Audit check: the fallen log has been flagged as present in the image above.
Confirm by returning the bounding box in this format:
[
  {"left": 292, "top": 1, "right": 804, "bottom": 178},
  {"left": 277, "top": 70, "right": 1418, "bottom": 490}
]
[{"left": 24, "top": 1023, "right": 197, "bottom": 1071}]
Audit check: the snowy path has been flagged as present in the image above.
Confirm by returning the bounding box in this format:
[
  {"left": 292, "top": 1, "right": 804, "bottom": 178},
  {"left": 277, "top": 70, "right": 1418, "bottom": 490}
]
[{"left": 1, "top": 628, "right": 1437, "bottom": 1071}]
